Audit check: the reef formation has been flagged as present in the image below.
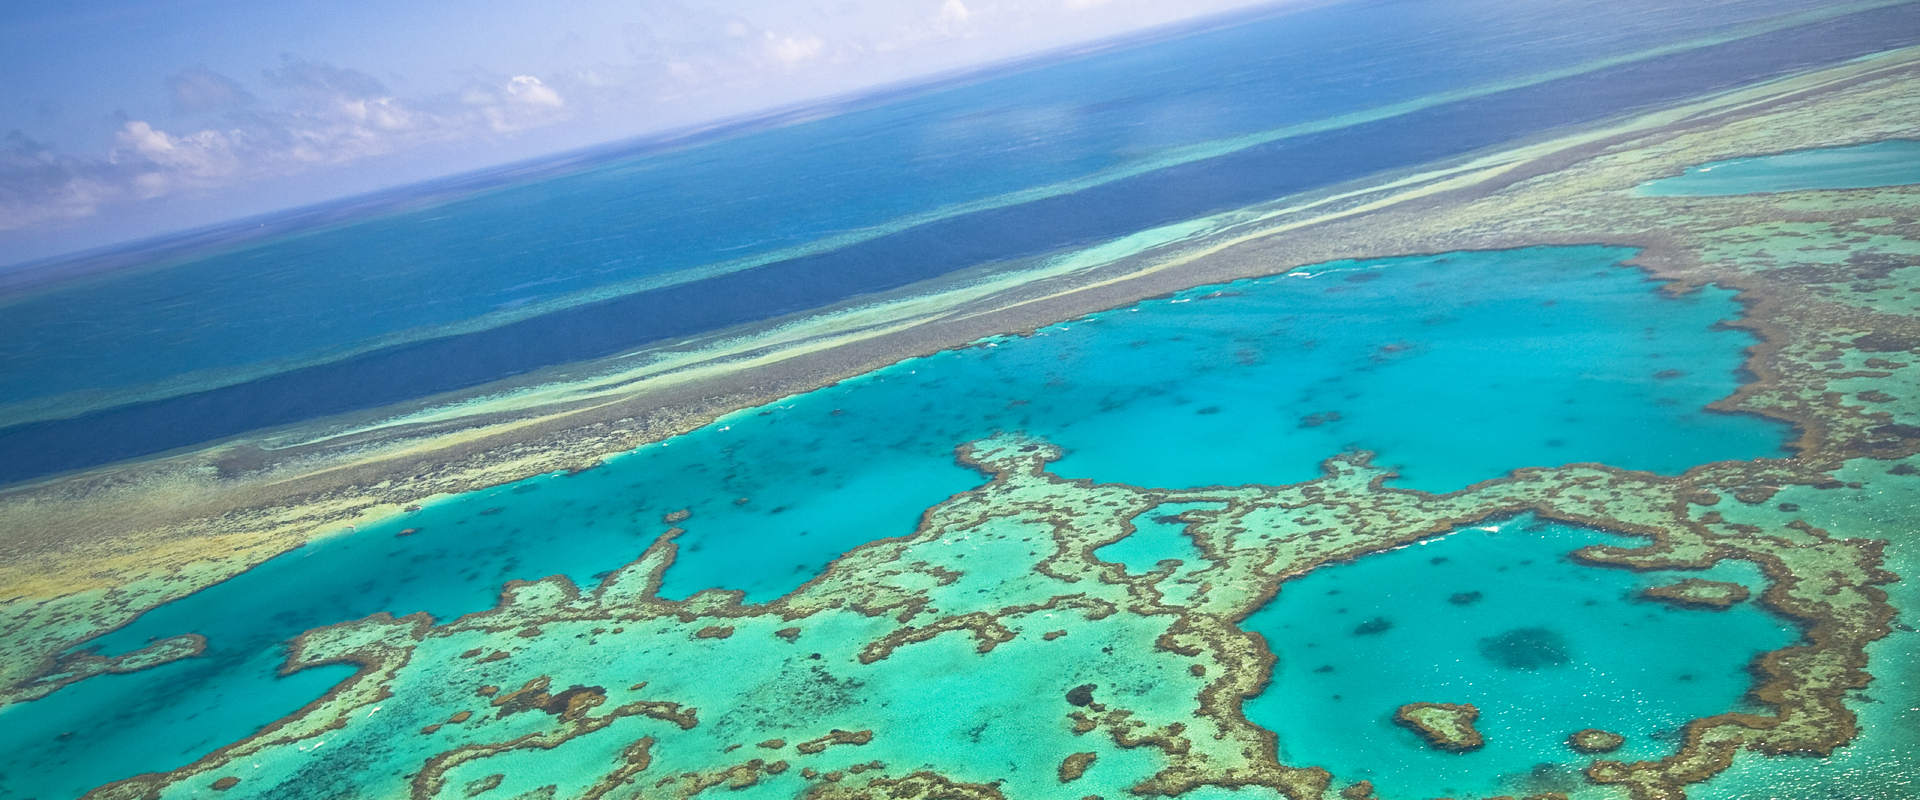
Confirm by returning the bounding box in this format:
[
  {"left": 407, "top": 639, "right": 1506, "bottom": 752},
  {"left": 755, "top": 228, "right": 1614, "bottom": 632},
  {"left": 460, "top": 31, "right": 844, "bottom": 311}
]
[
  {"left": 65, "top": 421, "right": 1903, "bottom": 799},
  {"left": 1568, "top": 729, "right": 1627, "bottom": 755},
  {"left": 1393, "top": 703, "right": 1486, "bottom": 753},
  {"left": 3, "top": 31, "right": 1920, "bottom": 800},
  {"left": 1641, "top": 579, "right": 1753, "bottom": 611}
]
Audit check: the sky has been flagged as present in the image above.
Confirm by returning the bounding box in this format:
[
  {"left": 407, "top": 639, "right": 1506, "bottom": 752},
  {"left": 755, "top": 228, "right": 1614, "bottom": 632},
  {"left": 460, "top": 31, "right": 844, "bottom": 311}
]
[{"left": 0, "top": 0, "right": 1277, "bottom": 265}]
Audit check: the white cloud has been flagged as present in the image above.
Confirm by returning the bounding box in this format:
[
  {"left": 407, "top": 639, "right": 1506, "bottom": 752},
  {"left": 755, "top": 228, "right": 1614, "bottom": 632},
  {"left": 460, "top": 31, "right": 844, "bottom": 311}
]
[
  {"left": 474, "top": 74, "right": 571, "bottom": 132},
  {"left": 0, "top": 132, "right": 118, "bottom": 230},
  {"left": 112, "top": 121, "right": 243, "bottom": 191},
  {"left": 340, "top": 96, "right": 418, "bottom": 131},
  {"left": 0, "top": 63, "right": 584, "bottom": 230},
  {"left": 766, "top": 32, "right": 826, "bottom": 65},
  {"left": 113, "top": 121, "right": 177, "bottom": 161},
  {"left": 939, "top": 0, "right": 972, "bottom": 26},
  {"left": 506, "top": 75, "right": 565, "bottom": 108}
]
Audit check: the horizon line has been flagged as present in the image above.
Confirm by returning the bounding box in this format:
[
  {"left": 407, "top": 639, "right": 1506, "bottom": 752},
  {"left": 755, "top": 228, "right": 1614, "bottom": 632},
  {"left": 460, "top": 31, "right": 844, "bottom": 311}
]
[{"left": 0, "top": 0, "right": 1310, "bottom": 285}]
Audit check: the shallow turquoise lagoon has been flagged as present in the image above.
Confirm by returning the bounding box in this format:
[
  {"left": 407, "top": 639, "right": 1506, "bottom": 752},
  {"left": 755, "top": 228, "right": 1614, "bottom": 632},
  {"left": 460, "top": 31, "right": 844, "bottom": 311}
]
[
  {"left": 1097, "top": 503, "right": 1222, "bottom": 577},
  {"left": 0, "top": 246, "right": 1791, "bottom": 799},
  {"left": 1637, "top": 139, "right": 1920, "bottom": 195},
  {"left": 1243, "top": 515, "right": 1794, "bottom": 800}
]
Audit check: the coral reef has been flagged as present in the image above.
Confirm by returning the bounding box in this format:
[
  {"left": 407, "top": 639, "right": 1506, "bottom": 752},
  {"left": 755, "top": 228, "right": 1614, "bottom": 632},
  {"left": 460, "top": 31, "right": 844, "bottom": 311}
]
[
  {"left": 1569, "top": 729, "right": 1627, "bottom": 755},
  {"left": 66, "top": 426, "right": 1901, "bottom": 800},
  {"left": 1393, "top": 703, "right": 1486, "bottom": 753},
  {"left": 1641, "top": 579, "right": 1752, "bottom": 610},
  {"left": 7, "top": 28, "right": 1920, "bottom": 800}
]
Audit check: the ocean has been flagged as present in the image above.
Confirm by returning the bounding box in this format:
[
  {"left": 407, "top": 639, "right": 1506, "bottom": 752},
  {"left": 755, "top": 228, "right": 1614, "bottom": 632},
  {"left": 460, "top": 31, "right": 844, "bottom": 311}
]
[
  {"left": 0, "top": 0, "right": 1913, "bottom": 483},
  {"left": 0, "top": 242, "right": 1792, "bottom": 799},
  {"left": 1, "top": 1, "right": 1914, "bottom": 798}
]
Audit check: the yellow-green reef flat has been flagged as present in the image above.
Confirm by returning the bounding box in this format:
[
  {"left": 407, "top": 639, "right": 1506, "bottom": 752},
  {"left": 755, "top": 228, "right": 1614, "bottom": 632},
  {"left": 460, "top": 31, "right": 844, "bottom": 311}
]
[{"left": 5, "top": 25, "right": 1920, "bottom": 800}]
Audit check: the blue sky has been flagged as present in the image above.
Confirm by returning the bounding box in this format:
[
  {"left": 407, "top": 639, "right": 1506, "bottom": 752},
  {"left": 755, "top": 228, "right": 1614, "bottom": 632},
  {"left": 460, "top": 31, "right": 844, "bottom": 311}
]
[{"left": 0, "top": 0, "right": 1272, "bottom": 263}]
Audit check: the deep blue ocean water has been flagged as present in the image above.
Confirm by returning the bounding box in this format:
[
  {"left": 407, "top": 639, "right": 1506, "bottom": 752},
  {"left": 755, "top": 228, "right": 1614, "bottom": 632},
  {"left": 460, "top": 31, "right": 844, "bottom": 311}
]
[{"left": 0, "top": 0, "right": 1915, "bottom": 483}]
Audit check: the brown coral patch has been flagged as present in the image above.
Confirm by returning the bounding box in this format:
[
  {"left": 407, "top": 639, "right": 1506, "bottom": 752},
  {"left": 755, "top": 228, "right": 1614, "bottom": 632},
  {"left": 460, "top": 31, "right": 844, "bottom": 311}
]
[
  {"left": 1568, "top": 728, "right": 1627, "bottom": 754},
  {"left": 1393, "top": 702, "right": 1485, "bottom": 753},
  {"left": 1640, "top": 578, "right": 1751, "bottom": 610}
]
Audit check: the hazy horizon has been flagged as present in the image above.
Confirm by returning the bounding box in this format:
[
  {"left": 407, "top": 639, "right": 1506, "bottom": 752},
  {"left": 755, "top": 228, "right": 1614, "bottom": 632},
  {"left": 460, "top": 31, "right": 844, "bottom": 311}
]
[{"left": 0, "top": 0, "right": 1281, "bottom": 267}]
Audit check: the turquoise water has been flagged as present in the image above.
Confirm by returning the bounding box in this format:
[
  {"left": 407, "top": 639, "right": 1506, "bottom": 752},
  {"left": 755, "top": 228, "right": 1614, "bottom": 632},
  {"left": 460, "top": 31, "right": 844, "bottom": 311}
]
[
  {"left": 0, "top": 246, "right": 1789, "bottom": 799},
  {"left": 1637, "top": 139, "right": 1920, "bottom": 195},
  {"left": 1243, "top": 516, "right": 1795, "bottom": 799},
  {"left": 1097, "top": 503, "right": 1222, "bottom": 576},
  {"left": 5, "top": 0, "right": 1916, "bottom": 484},
  {"left": 1097, "top": 502, "right": 1225, "bottom": 607},
  {"left": 1691, "top": 457, "right": 1920, "bottom": 800}
]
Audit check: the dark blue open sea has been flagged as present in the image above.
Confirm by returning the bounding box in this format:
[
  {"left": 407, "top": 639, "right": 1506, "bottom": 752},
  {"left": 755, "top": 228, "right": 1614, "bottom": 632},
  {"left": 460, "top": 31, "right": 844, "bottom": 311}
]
[{"left": 1, "top": 0, "right": 1916, "bottom": 484}]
